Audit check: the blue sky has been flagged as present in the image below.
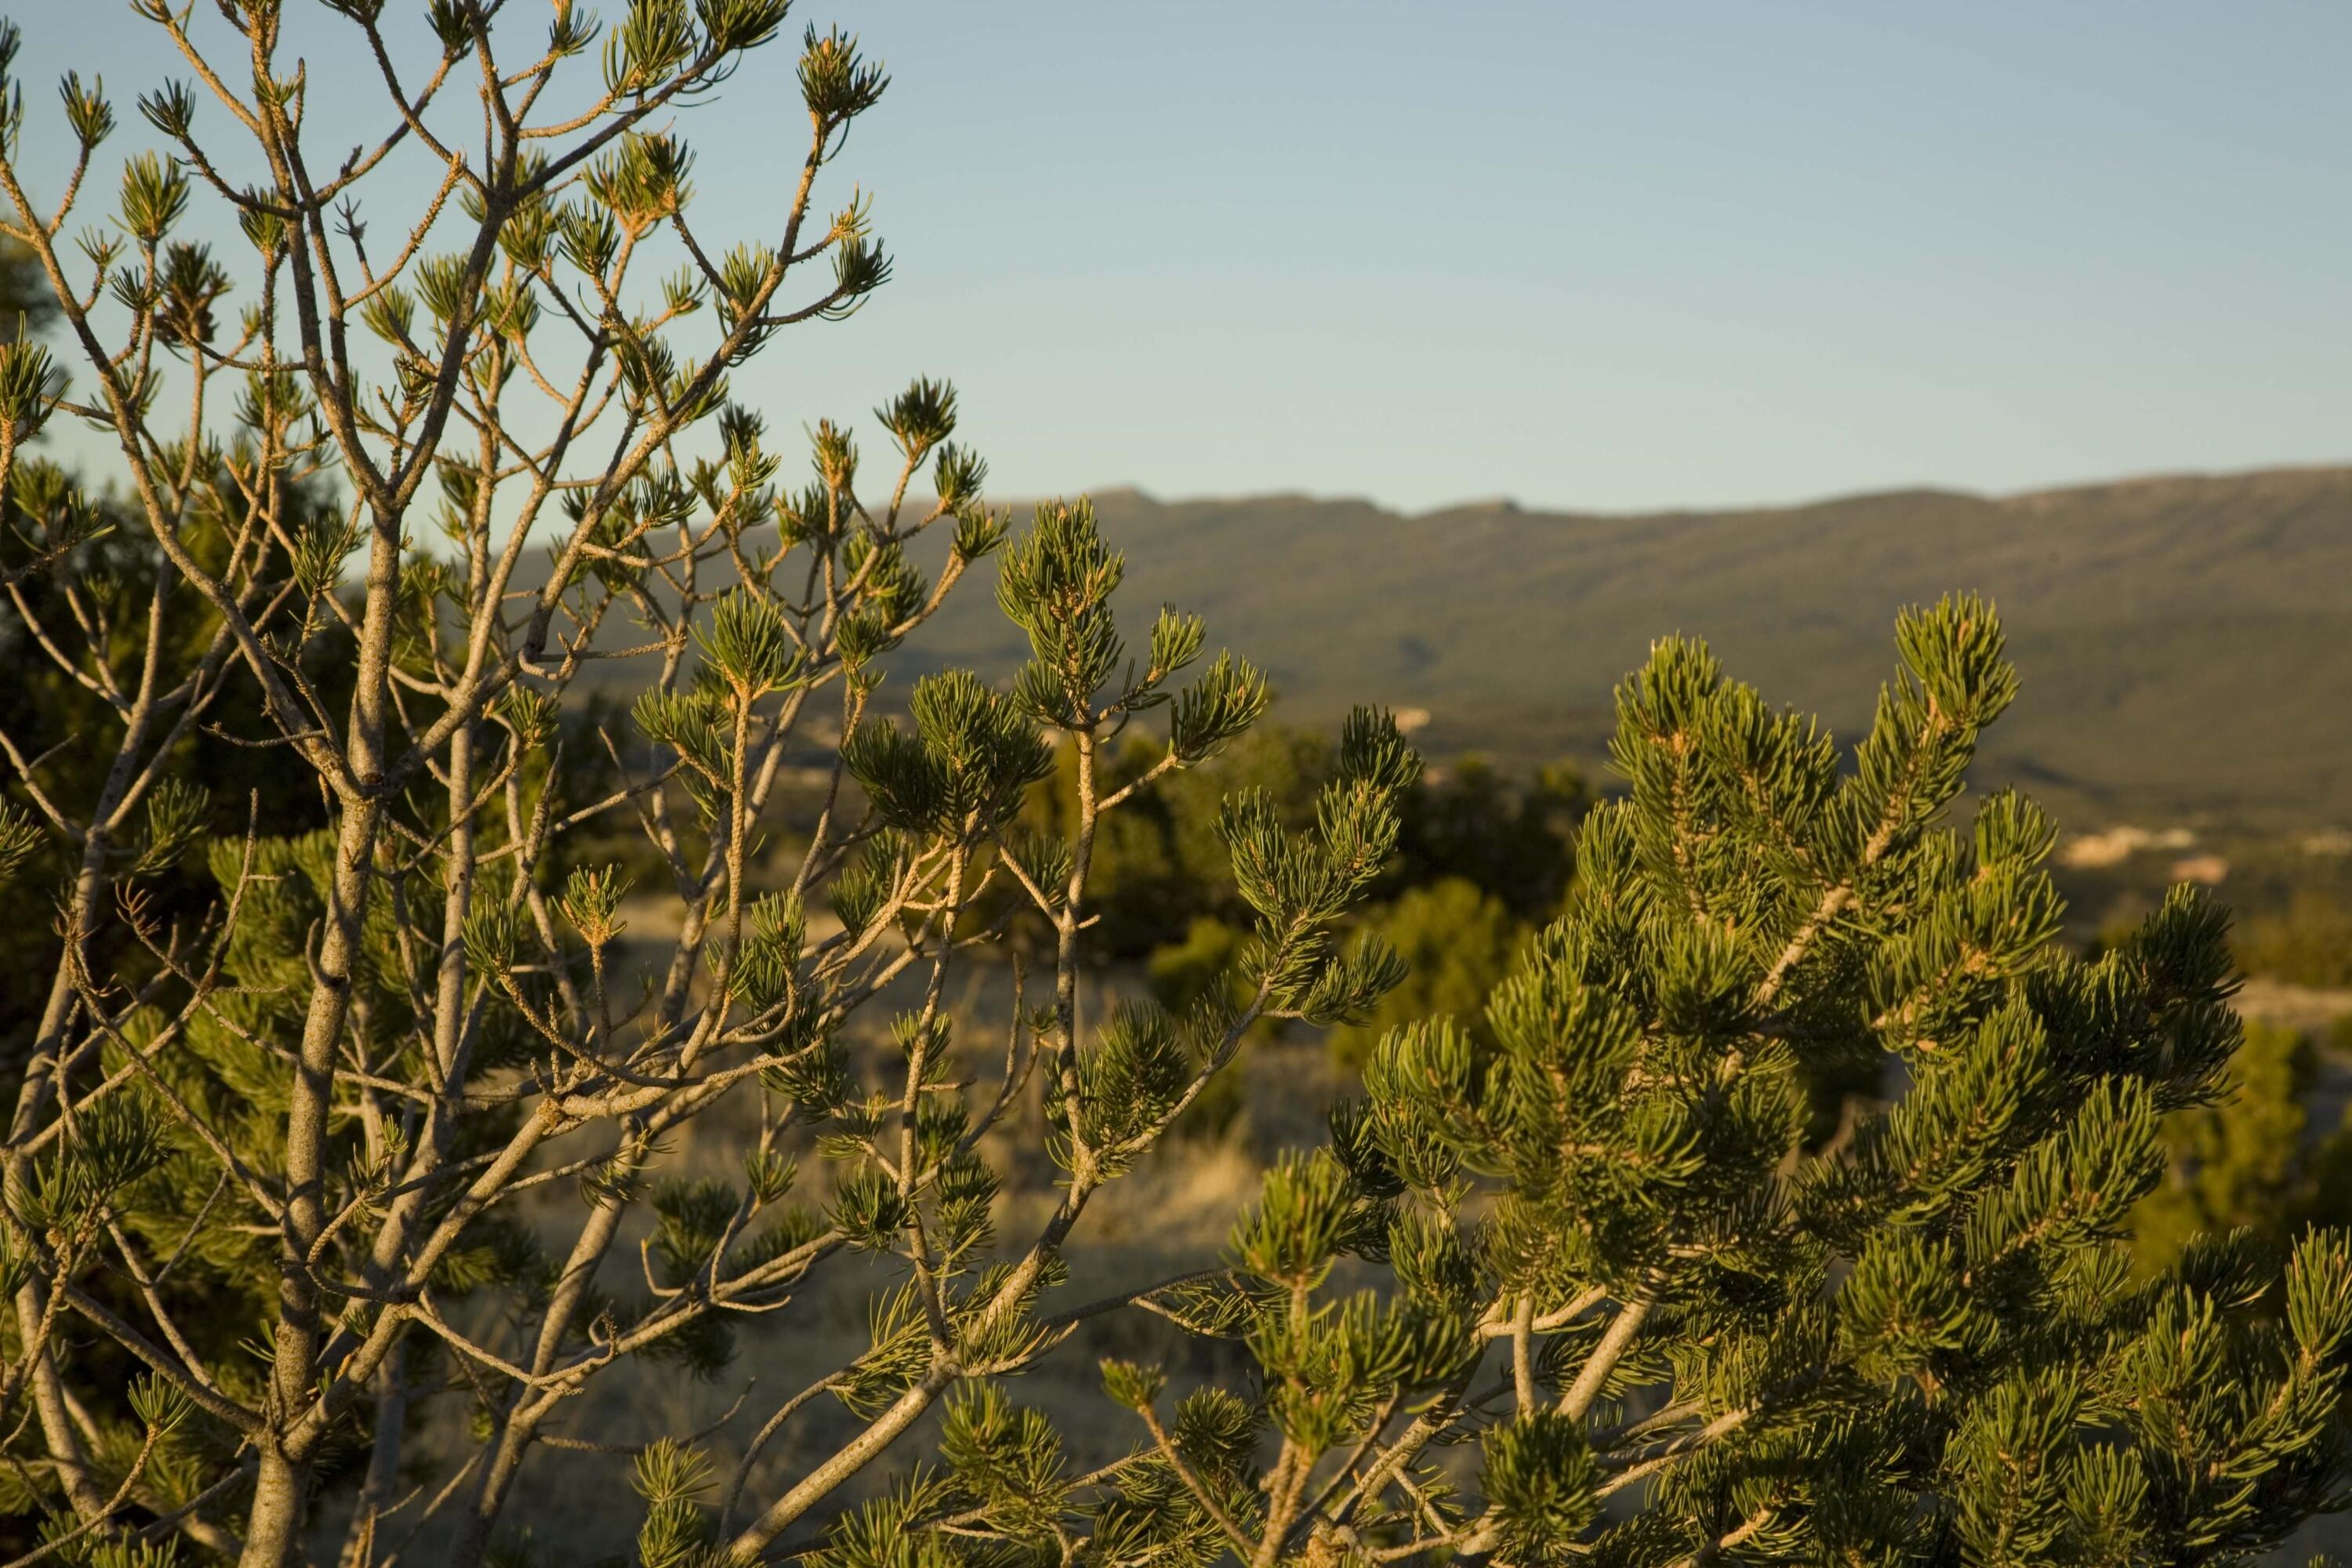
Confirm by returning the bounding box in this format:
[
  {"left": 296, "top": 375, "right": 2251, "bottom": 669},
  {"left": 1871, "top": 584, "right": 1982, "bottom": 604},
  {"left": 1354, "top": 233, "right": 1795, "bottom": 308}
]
[{"left": 13, "top": 0, "right": 2350, "bottom": 511}]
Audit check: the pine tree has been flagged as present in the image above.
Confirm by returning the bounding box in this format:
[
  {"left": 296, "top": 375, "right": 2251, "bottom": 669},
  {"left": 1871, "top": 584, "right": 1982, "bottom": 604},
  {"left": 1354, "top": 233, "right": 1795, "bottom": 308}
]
[
  {"left": 902, "top": 601, "right": 2352, "bottom": 1568},
  {"left": 0, "top": 6, "right": 1400, "bottom": 1564}
]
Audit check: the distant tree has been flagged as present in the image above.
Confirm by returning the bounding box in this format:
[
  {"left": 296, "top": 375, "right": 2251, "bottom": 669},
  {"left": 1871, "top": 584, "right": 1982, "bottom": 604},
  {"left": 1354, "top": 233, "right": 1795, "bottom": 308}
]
[
  {"left": 2235, "top": 889, "right": 2352, "bottom": 989},
  {"left": 0, "top": 232, "right": 56, "bottom": 337},
  {"left": 1022, "top": 728, "right": 1585, "bottom": 964},
  {"left": 2132, "top": 1019, "right": 2315, "bottom": 1274},
  {"left": 2132, "top": 1018, "right": 2352, "bottom": 1278},
  {"left": 1390, "top": 757, "right": 1584, "bottom": 920},
  {"left": 1326, "top": 876, "right": 1526, "bottom": 1068}
]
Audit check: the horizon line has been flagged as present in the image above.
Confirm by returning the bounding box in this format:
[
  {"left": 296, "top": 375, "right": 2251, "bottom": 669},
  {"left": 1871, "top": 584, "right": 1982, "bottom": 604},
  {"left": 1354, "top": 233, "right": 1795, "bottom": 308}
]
[{"left": 1011, "top": 459, "right": 2352, "bottom": 524}]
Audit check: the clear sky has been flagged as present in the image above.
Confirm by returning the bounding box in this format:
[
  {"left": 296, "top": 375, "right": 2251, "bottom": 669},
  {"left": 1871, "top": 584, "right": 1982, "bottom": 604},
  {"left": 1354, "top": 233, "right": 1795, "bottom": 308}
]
[{"left": 13, "top": 0, "right": 2350, "bottom": 512}]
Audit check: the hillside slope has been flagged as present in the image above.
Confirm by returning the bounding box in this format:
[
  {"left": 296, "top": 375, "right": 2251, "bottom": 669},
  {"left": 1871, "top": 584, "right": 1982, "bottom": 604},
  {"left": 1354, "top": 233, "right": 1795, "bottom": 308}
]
[{"left": 899, "top": 467, "right": 2352, "bottom": 825}]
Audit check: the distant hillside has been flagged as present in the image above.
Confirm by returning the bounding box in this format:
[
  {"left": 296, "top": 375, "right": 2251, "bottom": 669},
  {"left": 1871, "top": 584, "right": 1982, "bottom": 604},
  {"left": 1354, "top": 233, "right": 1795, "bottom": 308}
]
[{"left": 896, "top": 467, "right": 2352, "bottom": 826}]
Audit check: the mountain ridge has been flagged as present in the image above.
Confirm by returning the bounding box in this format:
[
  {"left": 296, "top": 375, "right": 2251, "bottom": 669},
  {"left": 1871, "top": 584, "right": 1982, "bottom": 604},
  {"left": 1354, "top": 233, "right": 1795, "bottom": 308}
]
[
  {"left": 1059, "top": 460, "right": 2352, "bottom": 525},
  {"left": 900, "top": 464, "right": 2352, "bottom": 826}
]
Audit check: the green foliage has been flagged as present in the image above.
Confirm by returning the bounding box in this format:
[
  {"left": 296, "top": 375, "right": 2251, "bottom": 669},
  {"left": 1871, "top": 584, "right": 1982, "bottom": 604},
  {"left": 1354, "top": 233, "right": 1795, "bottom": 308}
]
[
  {"left": 631, "top": 1438, "right": 716, "bottom": 1568},
  {"left": 845, "top": 670, "right": 1052, "bottom": 837},
  {"left": 116, "top": 151, "right": 188, "bottom": 243},
  {"left": 1484, "top": 1411, "right": 1601, "bottom": 1562},
  {"left": 904, "top": 601, "right": 2352, "bottom": 1568},
  {"left": 0, "top": 327, "right": 62, "bottom": 444}
]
